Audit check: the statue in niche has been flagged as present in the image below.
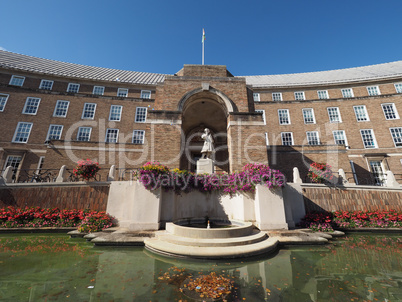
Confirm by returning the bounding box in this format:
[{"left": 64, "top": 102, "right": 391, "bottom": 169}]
[{"left": 200, "top": 128, "right": 214, "bottom": 159}]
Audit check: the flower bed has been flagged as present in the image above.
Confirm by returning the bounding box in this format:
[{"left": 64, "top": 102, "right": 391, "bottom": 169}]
[
  {"left": 307, "top": 162, "right": 333, "bottom": 183},
  {"left": 137, "top": 162, "right": 285, "bottom": 195},
  {"left": 0, "top": 206, "right": 115, "bottom": 232},
  {"left": 300, "top": 210, "right": 402, "bottom": 232},
  {"left": 73, "top": 159, "right": 100, "bottom": 181}
]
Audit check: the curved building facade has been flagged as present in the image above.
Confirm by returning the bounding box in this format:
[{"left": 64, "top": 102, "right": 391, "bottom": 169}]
[{"left": 0, "top": 50, "right": 401, "bottom": 184}]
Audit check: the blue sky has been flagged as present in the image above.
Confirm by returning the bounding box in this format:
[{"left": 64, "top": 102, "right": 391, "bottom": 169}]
[{"left": 2, "top": 0, "right": 402, "bottom": 76}]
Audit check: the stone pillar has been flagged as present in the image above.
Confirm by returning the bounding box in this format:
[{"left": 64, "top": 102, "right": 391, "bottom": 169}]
[
  {"left": 56, "top": 165, "right": 68, "bottom": 182},
  {"left": 385, "top": 170, "right": 400, "bottom": 188},
  {"left": 338, "top": 168, "right": 349, "bottom": 185},
  {"left": 196, "top": 159, "right": 214, "bottom": 174},
  {"left": 107, "top": 165, "right": 116, "bottom": 181},
  {"left": 293, "top": 167, "right": 302, "bottom": 183},
  {"left": 2, "top": 166, "right": 14, "bottom": 183}
]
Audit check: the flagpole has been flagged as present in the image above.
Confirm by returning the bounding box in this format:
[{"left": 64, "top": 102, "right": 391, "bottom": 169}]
[{"left": 202, "top": 28, "right": 205, "bottom": 65}]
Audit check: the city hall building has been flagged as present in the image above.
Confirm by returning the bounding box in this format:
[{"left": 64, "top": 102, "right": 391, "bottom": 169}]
[{"left": 0, "top": 50, "right": 401, "bottom": 184}]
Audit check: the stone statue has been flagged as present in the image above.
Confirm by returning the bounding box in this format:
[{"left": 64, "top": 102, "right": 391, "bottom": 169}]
[{"left": 200, "top": 128, "right": 214, "bottom": 159}]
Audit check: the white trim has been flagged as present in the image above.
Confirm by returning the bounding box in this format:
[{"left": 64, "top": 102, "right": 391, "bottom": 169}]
[
  {"left": 278, "top": 109, "right": 291, "bottom": 125},
  {"left": 302, "top": 108, "right": 316, "bottom": 124},
  {"left": 353, "top": 105, "right": 370, "bottom": 122},
  {"left": 132, "top": 130, "right": 145, "bottom": 144},
  {"left": 67, "top": 83, "right": 80, "bottom": 93},
  {"left": 51, "top": 145, "right": 143, "bottom": 152},
  {"left": 36, "top": 156, "right": 45, "bottom": 173},
  {"left": 360, "top": 129, "right": 378, "bottom": 149},
  {"left": 389, "top": 127, "right": 402, "bottom": 148},
  {"left": 265, "top": 132, "right": 269, "bottom": 146},
  {"left": 294, "top": 91, "right": 305, "bottom": 100},
  {"left": 22, "top": 97, "right": 41, "bottom": 115},
  {"left": 381, "top": 103, "right": 400, "bottom": 120},
  {"left": 341, "top": 88, "right": 354, "bottom": 98},
  {"left": 306, "top": 131, "right": 320, "bottom": 145},
  {"left": 12, "top": 122, "right": 33, "bottom": 143},
  {"left": 272, "top": 92, "right": 282, "bottom": 101},
  {"left": 394, "top": 83, "right": 402, "bottom": 93},
  {"left": 135, "top": 107, "right": 147, "bottom": 123},
  {"left": 53, "top": 100, "right": 70, "bottom": 118},
  {"left": 366, "top": 85, "right": 381, "bottom": 96},
  {"left": 9, "top": 75, "right": 25, "bottom": 86},
  {"left": 332, "top": 130, "right": 348, "bottom": 146},
  {"left": 327, "top": 107, "right": 342, "bottom": 123},
  {"left": 109, "top": 105, "right": 123, "bottom": 122},
  {"left": 105, "top": 128, "right": 119, "bottom": 143},
  {"left": 0, "top": 93, "right": 9, "bottom": 112},
  {"left": 140, "top": 90, "right": 151, "bottom": 99},
  {"left": 46, "top": 124, "right": 64, "bottom": 140},
  {"left": 117, "top": 88, "right": 128, "bottom": 97},
  {"left": 93, "top": 86, "right": 105, "bottom": 95},
  {"left": 255, "top": 109, "right": 266, "bottom": 125},
  {"left": 39, "top": 79, "right": 54, "bottom": 90},
  {"left": 4, "top": 155, "right": 22, "bottom": 170},
  {"left": 81, "top": 103, "right": 97, "bottom": 120},
  {"left": 281, "top": 132, "right": 294, "bottom": 146},
  {"left": 317, "top": 90, "right": 329, "bottom": 99},
  {"left": 77, "top": 127, "right": 92, "bottom": 141},
  {"left": 253, "top": 92, "right": 260, "bottom": 102}
]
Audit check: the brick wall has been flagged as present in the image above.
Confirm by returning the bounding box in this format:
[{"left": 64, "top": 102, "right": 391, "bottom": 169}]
[
  {"left": 302, "top": 185, "right": 402, "bottom": 212},
  {"left": 0, "top": 183, "right": 110, "bottom": 211}
]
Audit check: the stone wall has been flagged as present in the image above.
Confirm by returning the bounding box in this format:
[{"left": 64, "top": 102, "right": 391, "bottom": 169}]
[
  {"left": 302, "top": 184, "right": 402, "bottom": 212},
  {"left": 0, "top": 183, "right": 110, "bottom": 211}
]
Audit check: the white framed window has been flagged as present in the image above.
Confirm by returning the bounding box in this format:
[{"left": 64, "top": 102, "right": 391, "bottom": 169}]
[
  {"left": 12, "top": 122, "right": 33, "bottom": 143},
  {"left": 390, "top": 127, "right": 402, "bottom": 147},
  {"left": 132, "top": 130, "right": 145, "bottom": 144},
  {"left": 306, "top": 131, "right": 320, "bottom": 145},
  {"left": 4, "top": 155, "right": 22, "bottom": 170},
  {"left": 294, "top": 91, "right": 305, "bottom": 100},
  {"left": 0, "top": 93, "right": 9, "bottom": 112},
  {"left": 22, "top": 97, "right": 41, "bottom": 115},
  {"left": 341, "top": 88, "right": 354, "bottom": 98},
  {"left": 253, "top": 93, "right": 260, "bottom": 102},
  {"left": 117, "top": 88, "right": 128, "bottom": 97},
  {"left": 278, "top": 109, "right": 290, "bottom": 125},
  {"left": 272, "top": 92, "right": 282, "bottom": 102},
  {"left": 302, "top": 108, "right": 316, "bottom": 124},
  {"left": 93, "top": 86, "right": 105, "bottom": 95},
  {"left": 353, "top": 105, "right": 369, "bottom": 122},
  {"left": 367, "top": 86, "right": 380, "bottom": 96},
  {"left": 256, "top": 109, "right": 266, "bottom": 125},
  {"left": 281, "top": 132, "right": 293, "bottom": 146},
  {"left": 39, "top": 80, "right": 54, "bottom": 90},
  {"left": 36, "top": 156, "right": 45, "bottom": 173},
  {"left": 327, "top": 107, "right": 342, "bottom": 123},
  {"left": 46, "top": 124, "right": 63, "bottom": 140},
  {"left": 77, "top": 127, "right": 92, "bottom": 141},
  {"left": 135, "top": 107, "right": 147, "bottom": 123},
  {"left": 394, "top": 83, "right": 402, "bottom": 93},
  {"left": 381, "top": 103, "right": 399, "bottom": 120},
  {"left": 109, "top": 105, "right": 123, "bottom": 121},
  {"left": 317, "top": 90, "right": 329, "bottom": 99},
  {"left": 81, "top": 103, "right": 97, "bottom": 119},
  {"left": 360, "top": 129, "right": 378, "bottom": 149},
  {"left": 67, "top": 83, "right": 80, "bottom": 93},
  {"left": 333, "top": 130, "right": 348, "bottom": 145},
  {"left": 265, "top": 132, "right": 269, "bottom": 146},
  {"left": 140, "top": 90, "right": 151, "bottom": 99},
  {"left": 53, "top": 100, "right": 70, "bottom": 117},
  {"left": 105, "top": 128, "right": 119, "bottom": 143},
  {"left": 9, "top": 75, "right": 25, "bottom": 86}
]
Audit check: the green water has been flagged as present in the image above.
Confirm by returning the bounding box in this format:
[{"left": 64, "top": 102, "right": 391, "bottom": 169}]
[{"left": 0, "top": 233, "right": 401, "bottom": 301}]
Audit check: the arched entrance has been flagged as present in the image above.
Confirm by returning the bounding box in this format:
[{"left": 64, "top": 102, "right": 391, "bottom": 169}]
[{"left": 179, "top": 90, "right": 231, "bottom": 173}]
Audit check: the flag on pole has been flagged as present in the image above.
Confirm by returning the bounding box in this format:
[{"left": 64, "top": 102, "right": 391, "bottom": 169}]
[{"left": 202, "top": 28, "right": 205, "bottom": 43}]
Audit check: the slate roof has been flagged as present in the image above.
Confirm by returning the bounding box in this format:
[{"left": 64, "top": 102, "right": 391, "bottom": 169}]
[
  {"left": 0, "top": 50, "right": 166, "bottom": 85},
  {"left": 242, "top": 61, "right": 402, "bottom": 88},
  {"left": 1, "top": 50, "right": 401, "bottom": 88}
]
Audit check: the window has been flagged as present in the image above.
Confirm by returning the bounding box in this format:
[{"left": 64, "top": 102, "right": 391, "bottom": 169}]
[
  {"left": 82, "top": 103, "right": 96, "bottom": 119},
  {"left": 109, "top": 105, "right": 123, "bottom": 121},
  {"left": 272, "top": 92, "right": 282, "bottom": 101},
  {"left": 369, "top": 160, "right": 386, "bottom": 186},
  {"left": 253, "top": 93, "right": 260, "bottom": 102},
  {"left": 341, "top": 88, "right": 354, "bottom": 98},
  {"left": 4, "top": 155, "right": 22, "bottom": 171},
  {"left": 256, "top": 109, "right": 266, "bottom": 125},
  {"left": 105, "top": 128, "right": 119, "bottom": 143},
  {"left": 39, "top": 80, "right": 54, "bottom": 90},
  {"left": 395, "top": 83, "right": 402, "bottom": 93},
  {"left": 317, "top": 90, "right": 329, "bottom": 99},
  {"left": 278, "top": 109, "right": 290, "bottom": 125},
  {"left": 9, "top": 75, "right": 25, "bottom": 86},
  {"left": 140, "top": 90, "right": 151, "bottom": 99},
  {"left": 135, "top": 107, "right": 147, "bottom": 123},
  {"left": 302, "top": 108, "right": 316, "bottom": 124},
  {"left": 281, "top": 132, "right": 293, "bottom": 146},
  {"left": 117, "top": 88, "right": 128, "bottom": 97},
  {"left": 294, "top": 91, "right": 305, "bottom": 100},
  {"left": 353, "top": 105, "right": 369, "bottom": 122},
  {"left": 67, "top": 83, "right": 80, "bottom": 93},
  {"left": 333, "top": 130, "right": 348, "bottom": 145},
  {"left": 360, "top": 129, "right": 377, "bottom": 148},
  {"left": 77, "top": 127, "right": 92, "bottom": 141},
  {"left": 46, "top": 125, "right": 63, "bottom": 140},
  {"left": 132, "top": 130, "right": 145, "bottom": 144},
  {"left": 12, "top": 122, "right": 33, "bottom": 143},
  {"left": 53, "top": 100, "right": 70, "bottom": 117},
  {"left": 306, "top": 131, "right": 320, "bottom": 145},
  {"left": 0, "top": 93, "right": 9, "bottom": 112},
  {"left": 381, "top": 103, "right": 399, "bottom": 120},
  {"left": 93, "top": 86, "right": 105, "bottom": 95},
  {"left": 367, "top": 86, "right": 380, "bottom": 96},
  {"left": 327, "top": 107, "right": 342, "bottom": 123},
  {"left": 22, "top": 97, "right": 41, "bottom": 115},
  {"left": 36, "top": 156, "right": 45, "bottom": 173},
  {"left": 390, "top": 127, "right": 402, "bottom": 147},
  {"left": 265, "top": 132, "right": 269, "bottom": 145}
]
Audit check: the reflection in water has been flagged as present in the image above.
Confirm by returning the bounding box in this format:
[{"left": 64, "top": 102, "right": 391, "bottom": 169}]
[{"left": 0, "top": 233, "right": 401, "bottom": 301}]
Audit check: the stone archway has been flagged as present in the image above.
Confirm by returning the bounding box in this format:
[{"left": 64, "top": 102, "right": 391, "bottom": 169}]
[{"left": 180, "top": 90, "right": 230, "bottom": 172}]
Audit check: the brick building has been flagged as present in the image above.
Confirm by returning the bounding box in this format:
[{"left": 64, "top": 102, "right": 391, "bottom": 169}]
[{"left": 0, "top": 50, "right": 401, "bottom": 184}]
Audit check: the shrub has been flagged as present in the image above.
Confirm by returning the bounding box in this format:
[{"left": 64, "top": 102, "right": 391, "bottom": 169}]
[{"left": 73, "top": 159, "right": 100, "bottom": 181}]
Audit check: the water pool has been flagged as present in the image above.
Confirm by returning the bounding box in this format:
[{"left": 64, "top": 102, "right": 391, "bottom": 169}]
[{"left": 0, "top": 233, "right": 401, "bottom": 301}]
